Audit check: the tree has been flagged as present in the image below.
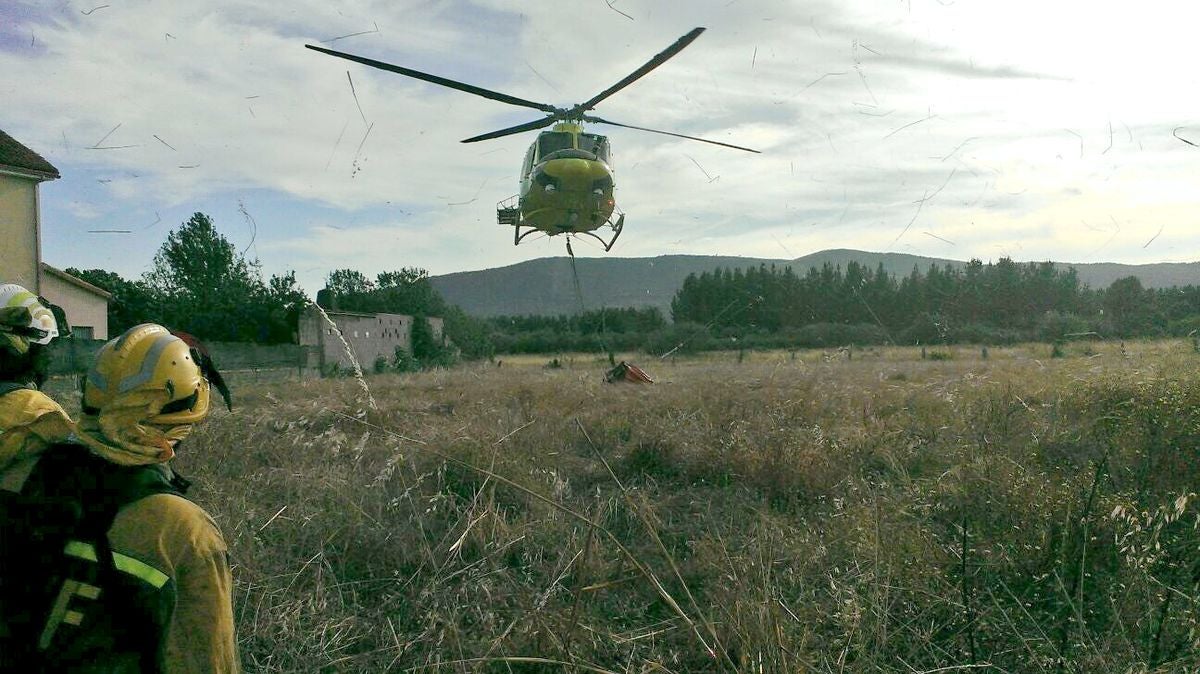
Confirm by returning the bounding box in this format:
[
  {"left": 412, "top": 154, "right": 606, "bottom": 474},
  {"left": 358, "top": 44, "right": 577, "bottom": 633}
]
[
  {"left": 337, "top": 268, "right": 446, "bottom": 318},
  {"left": 377, "top": 268, "right": 428, "bottom": 288},
  {"left": 443, "top": 305, "right": 493, "bottom": 359},
  {"left": 1103, "top": 276, "right": 1156, "bottom": 337},
  {"left": 65, "top": 268, "right": 163, "bottom": 335},
  {"left": 325, "top": 269, "right": 375, "bottom": 297},
  {"left": 147, "top": 212, "right": 269, "bottom": 341},
  {"left": 73, "top": 213, "right": 306, "bottom": 344},
  {"left": 410, "top": 314, "right": 455, "bottom": 367},
  {"left": 264, "top": 271, "right": 310, "bottom": 343}
]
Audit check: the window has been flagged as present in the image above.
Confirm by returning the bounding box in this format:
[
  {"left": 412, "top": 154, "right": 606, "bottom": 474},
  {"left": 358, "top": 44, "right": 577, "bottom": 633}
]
[
  {"left": 73, "top": 326, "right": 94, "bottom": 340},
  {"left": 537, "top": 132, "right": 573, "bottom": 159},
  {"left": 521, "top": 144, "right": 535, "bottom": 176},
  {"left": 578, "top": 133, "right": 610, "bottom": 162}
]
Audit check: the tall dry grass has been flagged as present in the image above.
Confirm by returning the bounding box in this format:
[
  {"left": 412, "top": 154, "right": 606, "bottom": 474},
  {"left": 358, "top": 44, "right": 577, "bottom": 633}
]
[{"left": 160, "top": 340, "right": 1199, "bottom": 672}]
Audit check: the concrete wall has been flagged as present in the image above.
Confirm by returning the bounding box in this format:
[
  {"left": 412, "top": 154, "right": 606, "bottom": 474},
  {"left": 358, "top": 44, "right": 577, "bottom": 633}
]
[
  {"left": 205, "top": 340, "right": 306, "bottom": 370},
  {"left": 41, "top": 271, "right": 109, "bottom": 340},
  {"left": 0, "top": 173, "right": 40, "bottom": 292},
  {"left": 46, "top": 337, "right": 306, "bottom": 376},
  {"left": 45, "top": 338, "right": 104, "bottom": 376},
  {"left": 300, "top": 306, "right": 415, "bottom": 374},
  {"left": 46, "top": 309, "right": 442, "bottom": 378}
]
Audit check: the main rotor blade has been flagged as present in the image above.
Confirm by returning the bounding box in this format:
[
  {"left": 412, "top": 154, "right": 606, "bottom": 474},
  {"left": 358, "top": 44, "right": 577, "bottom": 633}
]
[
  {"left": 584, "top": 115, "right": 760, "bottom": 153},
  {"left": 579, "top": 27, "right": 707, "bottom": 111},
  {"left": 461, "top": 116, "right": 558, "bottom": 143},
  {"left": 305, "top": 44, "right": 558, "bottom": 114}
]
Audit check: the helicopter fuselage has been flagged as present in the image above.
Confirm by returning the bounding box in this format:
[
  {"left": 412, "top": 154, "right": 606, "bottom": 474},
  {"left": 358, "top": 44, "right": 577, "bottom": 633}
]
[
  {"left": 516, "top": 124, "right": 616, "bottom": 235},
  {"left": 521, "top": 154, "right": 614, "bottom": 234}
]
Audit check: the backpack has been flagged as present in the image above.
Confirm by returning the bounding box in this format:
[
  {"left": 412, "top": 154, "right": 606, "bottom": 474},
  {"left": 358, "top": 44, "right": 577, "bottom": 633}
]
[
  {"left": 0, "top": 442, "right": 191, "bottom": 672},
  {"left": 0, "top": 381, "right": 32, "bottom": 397}
]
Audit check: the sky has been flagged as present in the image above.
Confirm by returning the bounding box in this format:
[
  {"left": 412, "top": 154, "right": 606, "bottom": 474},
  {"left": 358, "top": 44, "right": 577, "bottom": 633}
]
[{"left": 3, "top": 0, "right": 1199, "bottom": 294}]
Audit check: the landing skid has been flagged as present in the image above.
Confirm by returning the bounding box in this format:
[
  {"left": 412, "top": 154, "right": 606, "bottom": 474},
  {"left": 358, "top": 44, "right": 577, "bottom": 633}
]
[
  {"left": 578, "top": 213, "right": 625, "bottom": 251},
  {"left": 502, "top": 209, "right": 625, "bottom": 251},
  {"left": 514, "top": 224, "right": 541, "bottom": 246}
]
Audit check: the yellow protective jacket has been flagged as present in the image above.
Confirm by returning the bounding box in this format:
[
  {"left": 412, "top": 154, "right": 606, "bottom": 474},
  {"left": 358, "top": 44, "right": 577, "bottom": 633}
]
[
  {"left": 0, "top": 386, "right": 74, "bottom": 465},
  {"left": 108, "top": 492, "right": 241, "bottom": 673},
  {"left": 0, "top": 388, "right": 240, "bottom": 673}
]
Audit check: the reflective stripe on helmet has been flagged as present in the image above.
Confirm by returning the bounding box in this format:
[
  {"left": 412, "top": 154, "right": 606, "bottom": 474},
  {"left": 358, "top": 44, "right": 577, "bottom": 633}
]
[
  {"left": 0, "top": 285, "right": 58, "bottom": 345},
  {"left": 116, "top": 332, "right": 178, "bottom": 394}
]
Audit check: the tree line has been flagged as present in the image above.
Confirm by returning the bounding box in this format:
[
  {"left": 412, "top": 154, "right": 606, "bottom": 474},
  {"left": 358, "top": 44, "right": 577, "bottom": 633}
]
[
  {"left": 669, "top": 259, "right": 1200, "bottom": 346},
  {"left": 485, "top": 307, "right": 667, "bottom": 354},
  {"left": 73, "top": 212, "right": 1200, "bottom": 360}
]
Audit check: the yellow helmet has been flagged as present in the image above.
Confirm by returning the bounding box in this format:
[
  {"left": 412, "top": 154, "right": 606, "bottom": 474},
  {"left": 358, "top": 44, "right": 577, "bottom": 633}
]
[
  {"left": 0, "top": 283, "right": 58, "bottom": 355},
  {"left": 83, "top": 324, "right": 210, "bottom": 425}
]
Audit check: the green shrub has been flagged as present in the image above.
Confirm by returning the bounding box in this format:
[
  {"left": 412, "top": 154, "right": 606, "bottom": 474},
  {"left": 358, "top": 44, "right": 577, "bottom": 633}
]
[
  {"left": 1037, "top": 310, "right": 1093, "bottom": 342},
  {"left": 791, "top": 322, "right": 888, "bottom": 348},
  {"left": 642, "top": 321, "right": 713, "bottom": 355},
  {"left": 392, "top": 346, "right": 418, "bottom": 372}
]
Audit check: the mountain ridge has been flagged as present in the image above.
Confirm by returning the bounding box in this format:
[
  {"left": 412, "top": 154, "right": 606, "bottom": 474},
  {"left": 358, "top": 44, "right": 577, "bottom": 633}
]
[{"left": 429, "top": 249, "right": 1200, "bottom": 318}]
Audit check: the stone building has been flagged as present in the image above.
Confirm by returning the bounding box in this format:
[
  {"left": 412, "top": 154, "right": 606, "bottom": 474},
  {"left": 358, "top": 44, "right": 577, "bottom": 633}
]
[{"left": 298, "top": 305, "right": 444, "bottom": 374}]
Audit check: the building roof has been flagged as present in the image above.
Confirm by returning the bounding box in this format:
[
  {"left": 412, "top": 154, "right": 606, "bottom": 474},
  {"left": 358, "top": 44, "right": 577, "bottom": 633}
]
[
  {"left": 0, "top": 128, "right": 60, "bottom": 180},
  {"left": 41, "top": 264, "right": 113, "bottom": 300}
]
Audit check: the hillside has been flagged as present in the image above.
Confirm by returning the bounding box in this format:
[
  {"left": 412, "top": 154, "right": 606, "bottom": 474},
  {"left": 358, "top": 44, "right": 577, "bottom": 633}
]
[{"left": 429, "top": 249, "right": 1200, "bottom": 318}]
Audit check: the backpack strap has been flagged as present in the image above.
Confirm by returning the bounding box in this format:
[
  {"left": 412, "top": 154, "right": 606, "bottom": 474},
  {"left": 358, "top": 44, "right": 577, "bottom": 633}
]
[
  {"left": 0, "top": 380, "right": 33, "bottom": 397},
  {"left": 29, "top": 445, "right": 190, "bottom": 535}
]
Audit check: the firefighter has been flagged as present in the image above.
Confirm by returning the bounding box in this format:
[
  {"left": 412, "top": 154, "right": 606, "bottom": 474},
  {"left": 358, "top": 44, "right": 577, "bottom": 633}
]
[
  {"left": 0, "top": 283, "right": 74, "bottom": 461},
  {"left": 0, "top": 323, "right": 240, "bottom": 672}
]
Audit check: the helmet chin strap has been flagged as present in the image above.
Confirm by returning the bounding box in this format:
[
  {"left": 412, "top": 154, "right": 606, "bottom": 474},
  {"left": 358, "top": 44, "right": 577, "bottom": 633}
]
[{"left": 31, "top": 346, "right": 50, "bottom": 389}]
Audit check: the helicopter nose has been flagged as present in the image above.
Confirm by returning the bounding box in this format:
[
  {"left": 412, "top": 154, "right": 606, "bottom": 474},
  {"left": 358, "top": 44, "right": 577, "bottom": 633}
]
[
  {"left": 540, "top": 159, "right": 595, "bottom": 192},
  {"left": 553, "top": 158, "right": 592, "bottom": 179}
]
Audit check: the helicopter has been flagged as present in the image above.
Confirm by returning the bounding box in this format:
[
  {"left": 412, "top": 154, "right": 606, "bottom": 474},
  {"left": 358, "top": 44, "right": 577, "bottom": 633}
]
[{"left": 306, "top": 27, "right": 758, "bottom": 251}]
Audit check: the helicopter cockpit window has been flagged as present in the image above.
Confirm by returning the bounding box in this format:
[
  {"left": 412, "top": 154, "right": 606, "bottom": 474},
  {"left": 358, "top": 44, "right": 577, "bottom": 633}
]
[
  {"left": 537, "top": 132, "right": 573, "bottom": 159},
  {"left": 578, "top": 133, "right": 610, "bottom": 162},
  {"left": 521, "top": 144, "right": 535, "bottom": 176}
]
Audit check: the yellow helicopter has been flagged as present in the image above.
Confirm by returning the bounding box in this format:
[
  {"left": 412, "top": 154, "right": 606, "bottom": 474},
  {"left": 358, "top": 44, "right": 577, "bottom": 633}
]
[{"left": 306, "top": 27, "right": 758, "bottom": 251}]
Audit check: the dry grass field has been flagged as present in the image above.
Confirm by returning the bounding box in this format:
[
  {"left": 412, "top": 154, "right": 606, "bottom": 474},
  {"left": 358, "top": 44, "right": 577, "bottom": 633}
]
[{"left": 71, "top": 339, "right": 1199, "bottom": 672}]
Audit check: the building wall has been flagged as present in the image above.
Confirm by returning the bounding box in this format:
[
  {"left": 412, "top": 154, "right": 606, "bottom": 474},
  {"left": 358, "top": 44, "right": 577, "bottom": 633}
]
[
  {"left": 299, "top": 306, "right": 418, "bottom": 374},
  {"left": 40, "top": 272, "right": 109, "bottom": 340},
  {"left": 0, "top": 173, "right": 40, "bottom": 292},
  {"left": 46, "top": 338, "right": 306, "bottom": 376}
]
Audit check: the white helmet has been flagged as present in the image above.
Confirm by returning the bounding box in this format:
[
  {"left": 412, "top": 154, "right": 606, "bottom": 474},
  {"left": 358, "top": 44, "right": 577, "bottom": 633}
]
[{"left": 0, "top": 283, "right": 59, "bottom": 354}]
